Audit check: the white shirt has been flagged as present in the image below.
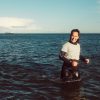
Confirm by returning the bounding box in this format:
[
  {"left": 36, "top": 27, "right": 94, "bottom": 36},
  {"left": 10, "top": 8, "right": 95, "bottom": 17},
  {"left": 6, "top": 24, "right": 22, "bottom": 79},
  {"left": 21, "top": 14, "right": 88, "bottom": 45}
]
[{"left": 61, "top": 42, "right": 80, "bottom": 60}]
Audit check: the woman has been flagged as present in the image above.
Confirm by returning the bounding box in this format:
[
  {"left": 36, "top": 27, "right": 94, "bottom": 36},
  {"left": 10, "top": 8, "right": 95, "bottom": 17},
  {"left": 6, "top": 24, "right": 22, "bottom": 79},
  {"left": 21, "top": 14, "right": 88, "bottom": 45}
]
[{"left": 59, "top": 29, "right": 89, "bottom": 81}]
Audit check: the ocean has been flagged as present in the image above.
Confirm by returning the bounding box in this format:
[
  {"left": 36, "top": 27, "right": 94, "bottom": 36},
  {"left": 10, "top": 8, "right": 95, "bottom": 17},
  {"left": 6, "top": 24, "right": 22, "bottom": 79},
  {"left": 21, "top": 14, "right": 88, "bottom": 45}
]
[{"left": 0, "top": 33, "right": 99, "bottom": 100}]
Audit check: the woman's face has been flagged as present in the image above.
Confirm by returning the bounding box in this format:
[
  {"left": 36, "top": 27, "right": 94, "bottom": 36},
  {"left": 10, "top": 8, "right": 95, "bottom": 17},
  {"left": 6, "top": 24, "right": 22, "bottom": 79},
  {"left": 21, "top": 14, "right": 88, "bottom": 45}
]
[{"left": 71, "top": 32, "right": 79, "bottom": 43}]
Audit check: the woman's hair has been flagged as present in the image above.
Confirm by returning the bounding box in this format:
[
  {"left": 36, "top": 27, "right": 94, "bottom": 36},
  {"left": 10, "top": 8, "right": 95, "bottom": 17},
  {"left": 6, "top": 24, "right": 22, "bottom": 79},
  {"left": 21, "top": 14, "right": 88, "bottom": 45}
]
[{"left": 69, "top": 29, "right": 80, "bottom": 43}]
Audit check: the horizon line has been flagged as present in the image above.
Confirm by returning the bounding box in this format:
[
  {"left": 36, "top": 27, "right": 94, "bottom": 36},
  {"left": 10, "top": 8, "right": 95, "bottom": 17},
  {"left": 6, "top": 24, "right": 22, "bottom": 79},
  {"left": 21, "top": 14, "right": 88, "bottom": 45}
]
[{"left": 0, "top": 32, "right": 100, "bottom": 34}]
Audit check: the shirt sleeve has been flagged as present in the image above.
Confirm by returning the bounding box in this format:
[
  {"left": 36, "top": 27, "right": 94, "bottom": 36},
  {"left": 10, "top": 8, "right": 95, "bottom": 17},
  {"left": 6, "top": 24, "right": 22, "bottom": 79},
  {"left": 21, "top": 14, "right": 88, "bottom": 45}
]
[
  {"left": 61, "top": 43, "right": 68, "bottom": 53},
  {"left": 59, "top": 51, "right": 69, "bottom": 62}
]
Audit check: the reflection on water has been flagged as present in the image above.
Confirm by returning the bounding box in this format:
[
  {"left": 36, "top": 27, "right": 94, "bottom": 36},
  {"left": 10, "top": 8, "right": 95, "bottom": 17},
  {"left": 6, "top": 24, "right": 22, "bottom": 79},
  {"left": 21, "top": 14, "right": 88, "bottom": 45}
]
[
  {"left": 59, "top": 82, "right": 80, "bottom": 99},
  {"left": 0, "top": 63, "right": 85, "bottom": 100}
]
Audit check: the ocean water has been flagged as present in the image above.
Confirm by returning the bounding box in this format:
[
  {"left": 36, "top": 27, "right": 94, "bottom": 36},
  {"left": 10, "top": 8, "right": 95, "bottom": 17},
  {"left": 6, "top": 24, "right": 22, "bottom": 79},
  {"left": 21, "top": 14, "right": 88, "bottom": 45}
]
[{"left": 0, "top": 33, "right": 99, "bottom": 100}]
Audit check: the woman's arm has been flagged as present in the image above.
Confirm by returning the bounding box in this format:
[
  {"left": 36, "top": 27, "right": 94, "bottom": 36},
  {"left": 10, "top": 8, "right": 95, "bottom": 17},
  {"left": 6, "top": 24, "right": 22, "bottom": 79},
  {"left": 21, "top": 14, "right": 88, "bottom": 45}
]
[
  {"left": 80, "top": 55, "right": 89, "bottom": 64},
  {"left": 59, "top": 51, "right": 69, "bottom": 62}
]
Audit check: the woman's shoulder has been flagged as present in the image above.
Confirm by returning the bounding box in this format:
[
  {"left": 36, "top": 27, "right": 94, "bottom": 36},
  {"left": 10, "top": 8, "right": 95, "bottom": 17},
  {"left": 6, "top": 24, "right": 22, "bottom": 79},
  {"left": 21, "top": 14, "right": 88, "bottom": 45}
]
[
  {"left": 77, "top": 43, "right": 80, "bottom": 46},
  {"left": 63, "top": 41, "right": 70, "bottom": 45},
  {"left": 63, "top": 42, "right": 70, "bottom": 46}
]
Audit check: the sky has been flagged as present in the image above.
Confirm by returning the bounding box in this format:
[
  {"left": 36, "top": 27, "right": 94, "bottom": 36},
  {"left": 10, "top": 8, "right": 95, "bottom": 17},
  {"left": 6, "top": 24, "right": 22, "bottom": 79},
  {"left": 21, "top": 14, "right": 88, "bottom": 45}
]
[{"left": 0, "top": 0, "right": 100, "bottom": 33}]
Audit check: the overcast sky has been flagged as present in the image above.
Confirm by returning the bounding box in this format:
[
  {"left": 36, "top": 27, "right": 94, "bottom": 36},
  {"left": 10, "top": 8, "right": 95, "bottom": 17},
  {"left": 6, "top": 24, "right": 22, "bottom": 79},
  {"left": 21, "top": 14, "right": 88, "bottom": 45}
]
[{"left": 0, "top": 0, "right": 100, "bottom": 33}]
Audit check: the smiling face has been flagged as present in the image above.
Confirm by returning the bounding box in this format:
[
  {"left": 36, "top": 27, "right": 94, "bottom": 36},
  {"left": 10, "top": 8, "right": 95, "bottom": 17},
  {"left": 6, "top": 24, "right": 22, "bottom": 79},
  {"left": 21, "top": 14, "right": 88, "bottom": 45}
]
[{"left": 70, "top": 32, "right": 79, "bottom": 43}]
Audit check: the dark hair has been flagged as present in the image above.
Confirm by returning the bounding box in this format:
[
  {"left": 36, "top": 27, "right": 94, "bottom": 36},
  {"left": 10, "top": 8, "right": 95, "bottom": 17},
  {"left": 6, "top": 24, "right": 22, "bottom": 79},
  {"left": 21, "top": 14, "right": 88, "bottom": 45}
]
[{"left": 69, "top": 29, "right": 80, "bottom": 43}]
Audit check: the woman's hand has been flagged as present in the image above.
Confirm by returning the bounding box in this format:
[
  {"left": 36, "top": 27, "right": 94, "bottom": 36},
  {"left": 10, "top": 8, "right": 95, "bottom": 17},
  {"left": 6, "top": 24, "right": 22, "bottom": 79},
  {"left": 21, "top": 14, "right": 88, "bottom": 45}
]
[{"left": 84, "top": 59, "right": 89, "bottom": 64}]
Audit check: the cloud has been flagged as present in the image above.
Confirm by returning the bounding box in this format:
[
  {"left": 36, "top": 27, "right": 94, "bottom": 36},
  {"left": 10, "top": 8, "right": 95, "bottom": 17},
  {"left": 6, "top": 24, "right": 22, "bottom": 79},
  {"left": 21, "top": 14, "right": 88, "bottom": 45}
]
[{"left": 0, "top": 17, "right": 41, "bottom": 33}]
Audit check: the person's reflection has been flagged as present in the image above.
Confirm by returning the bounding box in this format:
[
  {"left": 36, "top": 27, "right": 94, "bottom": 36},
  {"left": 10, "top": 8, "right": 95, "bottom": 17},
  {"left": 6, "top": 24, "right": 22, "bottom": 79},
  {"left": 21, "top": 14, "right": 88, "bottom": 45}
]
[{"left": 60, "top": 82, "right": 82, "bottom": 100}]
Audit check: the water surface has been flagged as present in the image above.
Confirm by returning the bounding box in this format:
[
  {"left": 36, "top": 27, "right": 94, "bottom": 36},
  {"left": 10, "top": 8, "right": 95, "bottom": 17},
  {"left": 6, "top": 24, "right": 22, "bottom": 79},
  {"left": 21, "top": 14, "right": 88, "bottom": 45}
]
[{"left": 0, "top": 33, "right": 99, "bottom": 100}]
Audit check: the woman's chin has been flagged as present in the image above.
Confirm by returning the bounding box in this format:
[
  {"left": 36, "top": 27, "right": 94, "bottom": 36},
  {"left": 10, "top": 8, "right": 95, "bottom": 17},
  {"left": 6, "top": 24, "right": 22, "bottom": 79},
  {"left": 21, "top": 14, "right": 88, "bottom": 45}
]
[{"left": 72, "top": 41, "right": 76, "bottom": 43}]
